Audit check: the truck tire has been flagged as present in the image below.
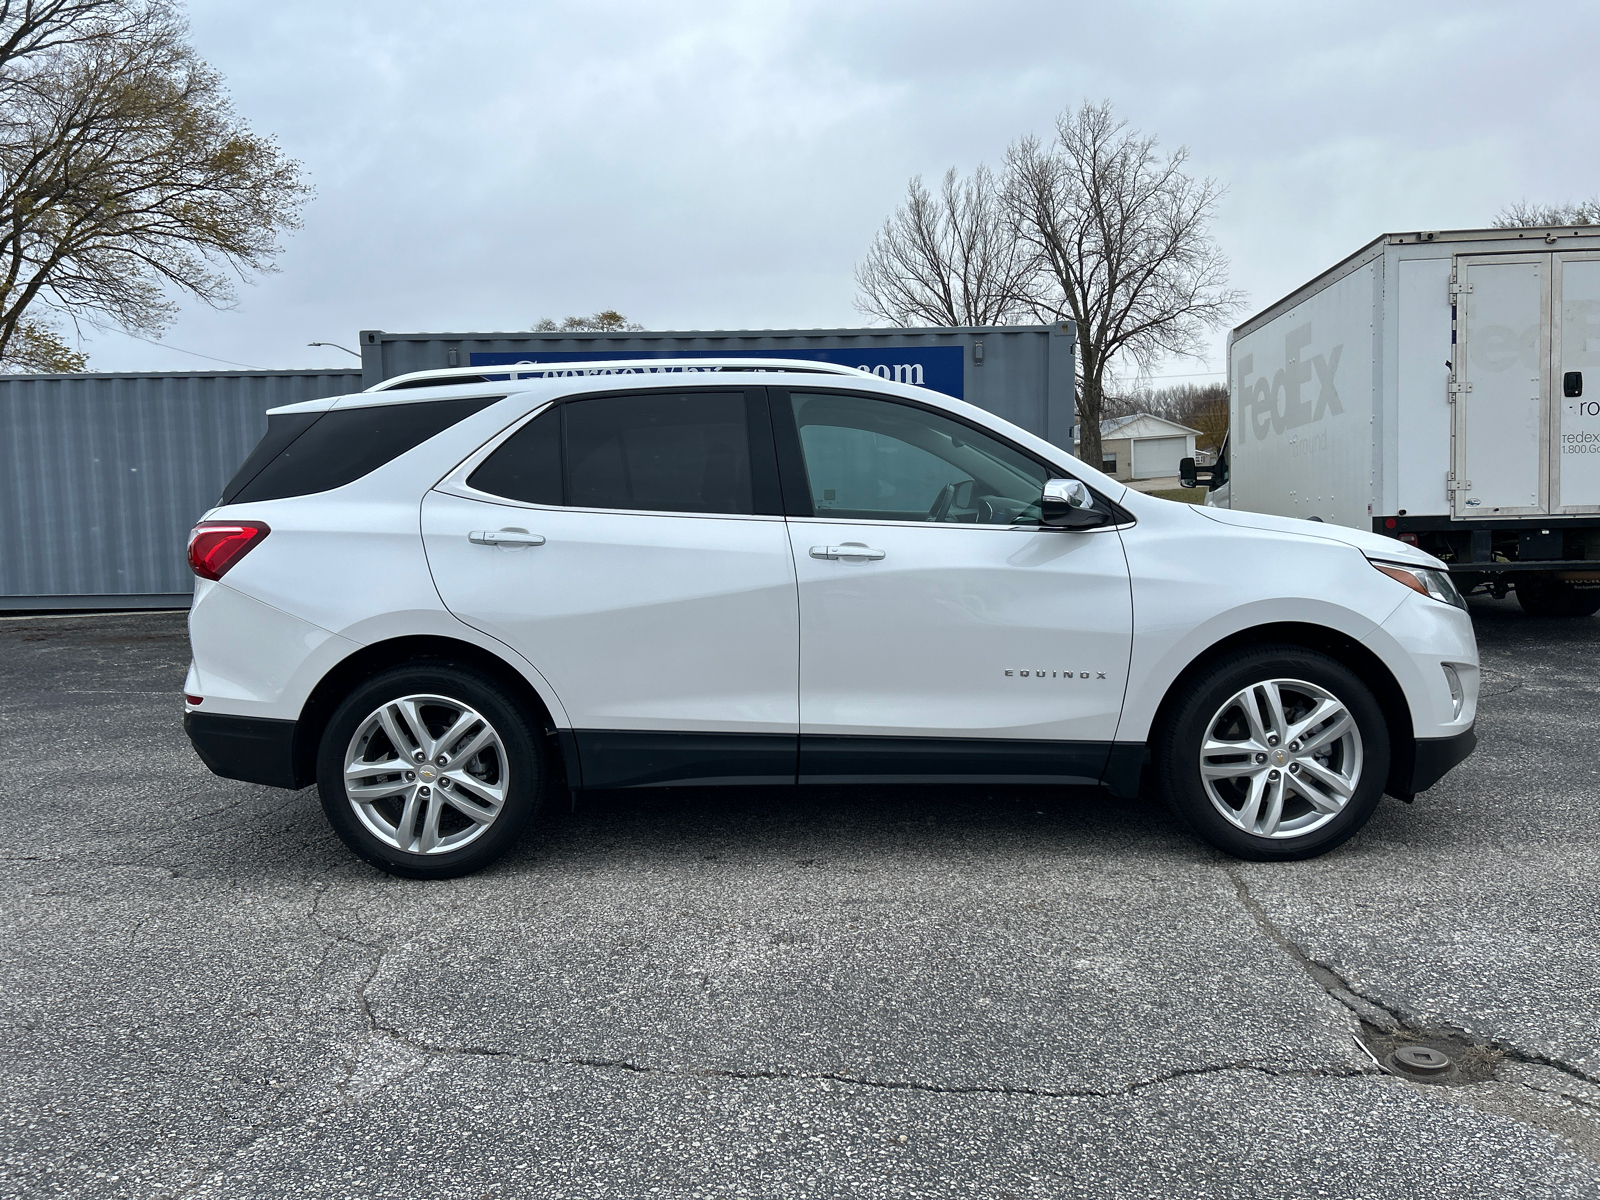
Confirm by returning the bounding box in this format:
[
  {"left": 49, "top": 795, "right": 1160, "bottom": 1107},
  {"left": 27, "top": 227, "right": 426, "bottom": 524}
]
[
  {"left": 1515, "top": 576, "right": 1600, "bottom": 618},
  {"left": 1155, "top": 646, "right": 1389, "bottom": 861},
  {"left": 316, "top": 661, "right": 546, "bottom": 879}
]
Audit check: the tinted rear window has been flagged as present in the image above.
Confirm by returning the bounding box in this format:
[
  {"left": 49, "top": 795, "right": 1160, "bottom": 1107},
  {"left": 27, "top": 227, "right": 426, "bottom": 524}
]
[
  {"left": 469, "top": 392, "right": 753, "bottom": 515},
  {"left": 467, "top": 405, "right": 562, "bottom": 505},
  {"left": 567, "top": 392, "right": 751, "bottom": 514},
  {"left": 221, "top": 411, "right": 322, "bottom": 504},
  {"left": 227, "top": 397, "right": 497, "bottom": 504}
]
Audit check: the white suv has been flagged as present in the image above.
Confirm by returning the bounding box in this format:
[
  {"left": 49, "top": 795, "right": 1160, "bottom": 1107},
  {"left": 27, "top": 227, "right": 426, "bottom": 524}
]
[{"left": 183, "top": 359, "right": 1479, "bottom": 878}]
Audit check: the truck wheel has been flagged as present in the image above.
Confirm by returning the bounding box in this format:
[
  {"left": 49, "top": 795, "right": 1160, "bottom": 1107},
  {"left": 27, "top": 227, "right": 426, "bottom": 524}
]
[
  {"left": 316, "top": 661, "right": 546, "bottom": 879},
  {"left": 1516, "top": 576, "right": 1600, "bottom": 618},
  {"left": 1155, "top": 646, "right": 1389, "bottom": 861}
]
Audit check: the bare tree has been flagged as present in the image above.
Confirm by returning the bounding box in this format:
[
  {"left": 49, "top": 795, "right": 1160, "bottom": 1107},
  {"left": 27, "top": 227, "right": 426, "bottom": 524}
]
[
  {"left": 854, "top": 165, "right": 1036, "bottom": 327},
  {"left": 1178, "top": 382, "right": 1228, "bottom": 453},
  {"left": 0, "top": 0, "right": 309, "bottom": 371},
  {"left": 1005, "top": 101, "right": 1243, "bottom": 466},
  {"left": 1493, "top": 197, "right": 1600, "bottom": 228},
  {"left": 1104, "top": 380, "right": 1228, "bottom": 451},
  {"left": 532, "top": 309, "right": 644, "bottom": 332}
]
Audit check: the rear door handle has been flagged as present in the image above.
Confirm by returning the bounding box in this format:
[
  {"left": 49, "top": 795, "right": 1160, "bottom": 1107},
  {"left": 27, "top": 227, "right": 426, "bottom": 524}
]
[
  {"left": 469, "top": 529, "right": 546, "bottom": 547},
  {"left": 810, "top": 543, "right": 885, "bottom": 561}
]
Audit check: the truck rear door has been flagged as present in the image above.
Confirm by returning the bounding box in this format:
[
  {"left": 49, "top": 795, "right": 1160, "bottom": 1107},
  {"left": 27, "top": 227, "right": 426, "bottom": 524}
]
[
  {"left": 1554, "top": 252, "right": 1600, "bottom": 514},
  {"left": 1451, "top": 253, "right": 1551, "bottom": 518}
]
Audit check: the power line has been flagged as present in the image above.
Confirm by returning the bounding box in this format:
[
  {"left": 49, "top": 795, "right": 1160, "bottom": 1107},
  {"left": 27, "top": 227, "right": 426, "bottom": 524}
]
[{"left": 119, "top": 332, "right": 265, "bottom": 370}]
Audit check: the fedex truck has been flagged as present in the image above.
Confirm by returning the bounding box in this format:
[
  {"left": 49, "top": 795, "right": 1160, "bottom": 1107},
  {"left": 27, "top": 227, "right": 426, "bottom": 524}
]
[{"left": 1189, "top": 225, "right": 1600, "bottom": 617}]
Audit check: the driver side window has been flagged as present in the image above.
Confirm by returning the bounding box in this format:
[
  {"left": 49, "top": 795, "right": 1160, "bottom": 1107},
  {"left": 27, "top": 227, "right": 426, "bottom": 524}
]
[{"left": 790, "top": 391, "right": 1050, "bottom": 525}]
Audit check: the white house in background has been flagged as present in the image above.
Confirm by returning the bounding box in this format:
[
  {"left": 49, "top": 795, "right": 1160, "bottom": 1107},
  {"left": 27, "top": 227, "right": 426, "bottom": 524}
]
[{"left": 1075, "top": 413, "right": 1200, "bottom": 482}]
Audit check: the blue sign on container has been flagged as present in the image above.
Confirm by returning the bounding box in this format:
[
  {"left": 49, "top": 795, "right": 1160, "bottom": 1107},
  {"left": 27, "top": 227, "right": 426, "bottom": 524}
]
[{"left": 469, "top": 346, "right": 965, "bottom": 400}]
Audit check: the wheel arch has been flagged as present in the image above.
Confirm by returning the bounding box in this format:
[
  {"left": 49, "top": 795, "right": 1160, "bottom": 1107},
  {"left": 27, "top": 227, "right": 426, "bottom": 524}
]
[
  {"left": 292, "top": 635, "right": 577, "bottom": 791},
  {"left": 1143, "top": 621, "right": 1417, "bottom": 800}
]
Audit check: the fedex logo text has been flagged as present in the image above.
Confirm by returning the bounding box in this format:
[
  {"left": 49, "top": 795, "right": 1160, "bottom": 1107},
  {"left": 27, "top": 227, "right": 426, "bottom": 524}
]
[{"left": 1238, "top": 323, "right": 1343, "bottom": 442}]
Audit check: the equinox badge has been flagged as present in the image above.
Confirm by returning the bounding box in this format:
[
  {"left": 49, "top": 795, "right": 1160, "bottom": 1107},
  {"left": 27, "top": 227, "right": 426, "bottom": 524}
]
[{"left": 1006, "top": 670, "right": 1107, "bottom": 679}]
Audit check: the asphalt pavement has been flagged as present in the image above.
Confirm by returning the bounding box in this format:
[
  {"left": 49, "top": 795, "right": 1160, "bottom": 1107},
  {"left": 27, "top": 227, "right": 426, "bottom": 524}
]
[{"left": 2, "top": 599, "right": 1598, "bottom": 1198}]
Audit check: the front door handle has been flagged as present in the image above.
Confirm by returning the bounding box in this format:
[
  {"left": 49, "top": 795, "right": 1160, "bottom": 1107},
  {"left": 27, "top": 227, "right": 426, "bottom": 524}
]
[
  {"left": 810, "top": 543, "right": 885, "bottom": 561},
  {"left": 469, "top": 529, "right": 546, "bottom": 547}
]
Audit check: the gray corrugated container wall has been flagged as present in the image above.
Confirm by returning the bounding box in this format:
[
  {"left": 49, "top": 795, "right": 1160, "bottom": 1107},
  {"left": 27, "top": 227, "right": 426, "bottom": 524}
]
[
  {"left": 358, "top": 323, "right": 1079, "bottom": 448},
  {"left": 0, "top": 370, "right": 363, "bottom": 609}
]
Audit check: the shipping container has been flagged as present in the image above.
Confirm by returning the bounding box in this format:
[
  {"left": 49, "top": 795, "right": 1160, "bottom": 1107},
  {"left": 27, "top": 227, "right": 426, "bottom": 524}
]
[
  {"left": 1, "top": 323, "right": 1078, "bottom": 610},
  {"left": 357, "top": 324, "right": 1078, "bottom": 449},
  {"left": 1210, "top": 225, "right": 1600, "bottom": 614},
  {"left": 0, "top": 370, "right": 363, "bottom": 609}
]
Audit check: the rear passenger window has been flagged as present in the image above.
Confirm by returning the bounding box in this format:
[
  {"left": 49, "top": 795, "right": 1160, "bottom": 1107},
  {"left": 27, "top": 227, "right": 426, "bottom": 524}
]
[
  {"left": 466, "top": 405, "right": 561, "bottom": 506},
  {"left": 227, "top": 397, "right": 497, "bottom": 504},
  {"left": 470, "top": 391, "right": 754, "bottom": 515}
]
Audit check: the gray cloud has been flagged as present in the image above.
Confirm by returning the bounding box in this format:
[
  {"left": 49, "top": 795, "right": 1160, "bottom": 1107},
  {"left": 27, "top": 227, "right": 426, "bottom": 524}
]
[{"left": 76, "top": 0, "right": 1597, "bottom": 382}]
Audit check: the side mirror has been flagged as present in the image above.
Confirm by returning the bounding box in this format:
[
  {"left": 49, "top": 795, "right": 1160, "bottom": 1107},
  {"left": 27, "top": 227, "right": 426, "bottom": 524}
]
[
  {"left": 1179, "top": 456, "right": 1215, "bottom": 491},
  {"left": 1040, "top": 478, "right": 1109, "bottom": 529}
]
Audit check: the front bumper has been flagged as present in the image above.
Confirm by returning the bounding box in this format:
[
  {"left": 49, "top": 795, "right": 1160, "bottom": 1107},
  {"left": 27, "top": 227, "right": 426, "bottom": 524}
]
[
  {"left": 1400, "top": 725, "right": 1477, "bottom": 797},
  {"left": 184, "top": 711, "right": 304, "bottom": 790}
]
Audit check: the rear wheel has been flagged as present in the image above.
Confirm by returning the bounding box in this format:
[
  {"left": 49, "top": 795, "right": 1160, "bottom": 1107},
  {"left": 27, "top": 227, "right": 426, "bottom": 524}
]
[
  {"left": 1516, "top": 575, "right": 1600, "bottom": 618},
  {"left": 316, "top": 662, "right": 546, "bottom": 879},
  {"left": 1155, "top": 646, "right": 1390, "bottom": 861}
]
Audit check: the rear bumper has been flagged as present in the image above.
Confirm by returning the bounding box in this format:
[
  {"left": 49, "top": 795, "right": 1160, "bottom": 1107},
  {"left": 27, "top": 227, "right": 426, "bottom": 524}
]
[
  {"left": 184, "top": 710, "right": 304, "bottom": 790},
  {"left": 1404, "top": 725, "right": 1477, "bottom": 795}
]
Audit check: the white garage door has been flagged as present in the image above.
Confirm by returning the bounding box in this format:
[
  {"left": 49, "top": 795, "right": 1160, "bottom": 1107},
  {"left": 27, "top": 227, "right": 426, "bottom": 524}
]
[{"left": 1132, "top": 436, "right": 1187, "bottom": 479}]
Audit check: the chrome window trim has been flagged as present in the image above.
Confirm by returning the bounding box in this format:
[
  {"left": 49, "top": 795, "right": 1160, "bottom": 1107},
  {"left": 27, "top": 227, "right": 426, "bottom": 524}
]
[
  {"left": 433, "top": 386, "right": 1134, "bottom": 532},
  {"left": 782, "top": 514, "right": 1134, "bottom": 535}
]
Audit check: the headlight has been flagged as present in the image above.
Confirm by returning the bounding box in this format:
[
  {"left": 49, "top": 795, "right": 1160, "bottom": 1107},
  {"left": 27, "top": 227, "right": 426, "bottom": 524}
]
[{"left": 1371, "top": 560, "right": 1467, "bottom": 610}]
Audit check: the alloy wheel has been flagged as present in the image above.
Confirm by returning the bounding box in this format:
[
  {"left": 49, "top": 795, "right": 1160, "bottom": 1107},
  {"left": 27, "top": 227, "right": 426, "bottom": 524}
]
[
  {"left": 1198, "top": 678, "right": 1363, "bottom": 839},
  {"left": 342, "top": 693, "right": 509, "bottom": 855}
]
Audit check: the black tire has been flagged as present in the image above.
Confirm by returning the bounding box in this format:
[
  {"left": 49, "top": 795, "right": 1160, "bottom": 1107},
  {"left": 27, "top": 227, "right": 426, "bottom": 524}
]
[
  {"left": 1516, "top": 575, "right": 1600, "bottom": 618},
  {"left": 316, "top": 660, "right": 546, "bottom": 879},
  {"left": 1155, "top": 645, "right": 1390, "bottom": 862}
]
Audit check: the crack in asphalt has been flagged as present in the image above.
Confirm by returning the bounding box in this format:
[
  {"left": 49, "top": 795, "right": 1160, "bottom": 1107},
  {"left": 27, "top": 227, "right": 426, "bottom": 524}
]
[
  {"left": 341, "top": 1024, "right": 1373, "bottom": 1103},
  {"left": 304, "top": 885, "right": 430, "bottom": 1107},
  {"left": 1516, "top": 1080, "right": 1600, "bottom": 1117},
  {"left": 1225, "top": 864, "right": 1600, "bottom": 1085},
  {"left": 168, "top": 886, "right": 421, "bottom": 1199},
  {"left": 168, "top": 864, "right": 1600, "bottom": 1196},
  {"left": 1224, "top": 864, "right": 1600, "bottom": 1163},
  {"left": 308, "top": 882, "right": 1372, "bottom": 1105}
]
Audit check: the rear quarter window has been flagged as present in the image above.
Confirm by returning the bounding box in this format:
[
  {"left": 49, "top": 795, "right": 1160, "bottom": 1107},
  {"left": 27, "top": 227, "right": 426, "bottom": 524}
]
[{"left": 225, "top": 397, "right": 498, "bottom": 504}]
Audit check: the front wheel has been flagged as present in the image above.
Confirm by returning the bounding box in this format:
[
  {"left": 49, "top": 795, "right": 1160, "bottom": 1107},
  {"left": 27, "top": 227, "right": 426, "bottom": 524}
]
[
  {"left": 1155, "top": 646, "right": 1390, "bottom": 861},
  {"left": 316, "top": 661, "right": 546, "bottom": 879}
]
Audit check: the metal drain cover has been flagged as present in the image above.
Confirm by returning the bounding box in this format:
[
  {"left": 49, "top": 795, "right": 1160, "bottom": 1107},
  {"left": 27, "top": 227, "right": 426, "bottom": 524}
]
[{"left": 1391, "top": 1045, "right": 1453, "bottom": 1076}]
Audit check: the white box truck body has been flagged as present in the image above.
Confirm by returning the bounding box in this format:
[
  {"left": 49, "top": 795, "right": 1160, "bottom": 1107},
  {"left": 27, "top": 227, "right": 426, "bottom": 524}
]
[{"left": 1208, "top": 225, "right": 1600, "bottom": 615}]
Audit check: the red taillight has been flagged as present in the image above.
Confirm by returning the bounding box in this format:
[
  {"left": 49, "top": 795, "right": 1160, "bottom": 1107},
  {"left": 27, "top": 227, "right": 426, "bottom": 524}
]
[
  {"left": 187, "top": 521, "right": 270, "bottom": 580},
  {"left": 1399, "top": 532, "right": 1420, "bottom": 546}
]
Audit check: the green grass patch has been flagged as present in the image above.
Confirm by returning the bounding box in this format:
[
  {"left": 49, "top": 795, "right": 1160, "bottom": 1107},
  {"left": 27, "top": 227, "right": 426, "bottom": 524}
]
[{"left": 1147, "top": 487, "right": 1208, "bottom": 504}]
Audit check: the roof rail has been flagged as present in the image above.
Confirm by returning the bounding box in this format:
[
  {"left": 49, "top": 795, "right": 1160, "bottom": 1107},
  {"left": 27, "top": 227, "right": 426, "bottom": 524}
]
[{"left": 366, "top": 358, "right": 874, "bottom": 392}]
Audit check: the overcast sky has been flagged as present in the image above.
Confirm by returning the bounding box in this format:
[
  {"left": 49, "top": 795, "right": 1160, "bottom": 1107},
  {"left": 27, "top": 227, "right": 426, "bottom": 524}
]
[{"left": 75, "top": 0, "right": 1599, "bottom": 383}]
